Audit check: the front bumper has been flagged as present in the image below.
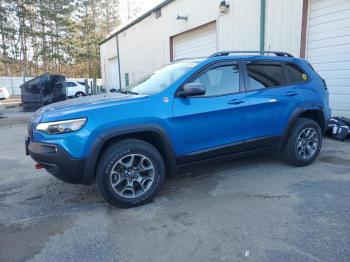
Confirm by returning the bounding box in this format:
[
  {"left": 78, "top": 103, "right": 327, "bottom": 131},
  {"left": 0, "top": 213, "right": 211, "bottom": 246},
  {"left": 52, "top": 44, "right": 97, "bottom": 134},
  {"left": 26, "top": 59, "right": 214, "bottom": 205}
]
[{"left": 26, "top": 138, "right": 89, "bottom": 184}]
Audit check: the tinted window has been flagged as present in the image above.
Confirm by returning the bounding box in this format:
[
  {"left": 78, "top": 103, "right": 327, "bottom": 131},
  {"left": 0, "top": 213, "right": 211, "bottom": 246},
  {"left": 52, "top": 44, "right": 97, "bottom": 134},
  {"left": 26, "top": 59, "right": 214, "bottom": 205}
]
[
  {"left": 190, "top": 64, "right": 240, "bottom": 96},
  {"left": 66, "top": 82, "right": 77, "bottom": 87},
  {"left": 246, "top": 62, "right": 286, "bottom": 90},
  {"left": 285, "top": 63, "right": 308, "bottom": 83}
]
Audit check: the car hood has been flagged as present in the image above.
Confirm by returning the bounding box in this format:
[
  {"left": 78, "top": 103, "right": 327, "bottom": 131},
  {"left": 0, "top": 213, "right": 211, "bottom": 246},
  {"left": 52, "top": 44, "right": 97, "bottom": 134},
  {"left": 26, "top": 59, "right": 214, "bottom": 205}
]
[{"left": 32, "top": 92, "right": 148, "bottom": 121}]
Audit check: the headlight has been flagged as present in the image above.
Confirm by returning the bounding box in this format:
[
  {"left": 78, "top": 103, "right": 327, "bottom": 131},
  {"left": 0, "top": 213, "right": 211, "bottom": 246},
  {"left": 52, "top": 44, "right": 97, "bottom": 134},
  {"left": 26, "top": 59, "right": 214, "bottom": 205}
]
[{"left": 36, "top": 118, "right": 87, "bottom": 134}]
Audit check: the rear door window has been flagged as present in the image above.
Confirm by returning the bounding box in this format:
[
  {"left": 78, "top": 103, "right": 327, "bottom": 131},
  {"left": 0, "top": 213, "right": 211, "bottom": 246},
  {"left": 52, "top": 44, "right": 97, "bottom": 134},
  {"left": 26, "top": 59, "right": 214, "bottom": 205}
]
[{"left": 246, "top": 61, "right": 287, "bottom": 90}]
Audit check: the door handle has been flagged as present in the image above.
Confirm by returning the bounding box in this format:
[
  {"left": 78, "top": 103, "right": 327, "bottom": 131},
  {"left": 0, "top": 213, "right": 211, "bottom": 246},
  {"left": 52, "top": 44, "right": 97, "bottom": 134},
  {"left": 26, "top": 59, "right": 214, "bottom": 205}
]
[
  {"left": 228, "top": 99, "right": 245, "bottom": 105},
  {"left": 285, "top": 91, "right": 297, "bottom": 97}
]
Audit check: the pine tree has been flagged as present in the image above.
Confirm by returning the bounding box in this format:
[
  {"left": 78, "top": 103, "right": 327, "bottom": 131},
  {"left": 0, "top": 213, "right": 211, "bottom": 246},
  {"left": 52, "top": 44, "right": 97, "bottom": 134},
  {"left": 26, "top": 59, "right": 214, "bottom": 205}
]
[{"left": 0, "top": 0, "right": 122, "bottom": 78}]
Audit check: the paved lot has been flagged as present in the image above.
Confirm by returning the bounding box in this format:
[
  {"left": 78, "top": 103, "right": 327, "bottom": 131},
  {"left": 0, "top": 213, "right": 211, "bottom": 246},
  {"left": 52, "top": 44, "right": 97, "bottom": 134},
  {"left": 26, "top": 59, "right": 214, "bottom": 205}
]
[{"left": 0, "top": 113, "right": 349, "bottom": 262}]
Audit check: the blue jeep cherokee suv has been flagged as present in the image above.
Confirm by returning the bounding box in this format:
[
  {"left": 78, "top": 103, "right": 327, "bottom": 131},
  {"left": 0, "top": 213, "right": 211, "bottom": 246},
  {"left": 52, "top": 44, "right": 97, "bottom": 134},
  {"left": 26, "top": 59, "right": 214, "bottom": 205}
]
[{"left": 26, "top": 51, "right": 331, "bottom": 208}]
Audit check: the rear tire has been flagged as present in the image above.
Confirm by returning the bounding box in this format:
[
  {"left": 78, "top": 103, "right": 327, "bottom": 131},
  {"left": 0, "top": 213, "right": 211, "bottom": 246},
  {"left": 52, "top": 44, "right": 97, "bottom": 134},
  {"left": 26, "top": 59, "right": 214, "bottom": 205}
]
[
  {"left": 96, "top": 139, "right": 165, "bottom": 208},
  {"left": 283, "top": 118, "right": 322, "bottom": 167},
  {"left": 75, "top": 92, "right": 85, "bottom": 97}
]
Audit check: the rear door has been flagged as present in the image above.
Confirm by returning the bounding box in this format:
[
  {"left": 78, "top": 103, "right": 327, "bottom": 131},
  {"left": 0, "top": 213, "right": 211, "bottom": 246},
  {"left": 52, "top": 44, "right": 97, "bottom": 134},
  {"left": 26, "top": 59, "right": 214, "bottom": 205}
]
[{"left": 243, "top": 60, "right": 302, "bottom": 142}]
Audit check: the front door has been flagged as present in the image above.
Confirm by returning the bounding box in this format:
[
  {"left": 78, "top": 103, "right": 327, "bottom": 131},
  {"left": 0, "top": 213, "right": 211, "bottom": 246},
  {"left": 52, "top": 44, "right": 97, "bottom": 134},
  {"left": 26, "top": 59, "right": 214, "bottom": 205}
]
[{"left": 171, "top": 61, "right": 249, "bottom": 161}]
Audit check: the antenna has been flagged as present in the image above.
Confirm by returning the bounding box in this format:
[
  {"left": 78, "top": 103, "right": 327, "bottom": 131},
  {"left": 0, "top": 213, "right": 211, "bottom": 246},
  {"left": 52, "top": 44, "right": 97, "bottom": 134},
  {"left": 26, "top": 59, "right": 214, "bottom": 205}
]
[{"left": 267, "top": 45, "right": 271, "bottom": 56}]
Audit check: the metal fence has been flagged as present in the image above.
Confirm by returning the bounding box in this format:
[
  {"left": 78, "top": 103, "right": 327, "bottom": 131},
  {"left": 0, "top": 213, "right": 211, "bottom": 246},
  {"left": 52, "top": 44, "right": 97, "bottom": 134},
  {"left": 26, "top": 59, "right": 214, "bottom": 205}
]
[{"left": 0, "top": 76, "right": 102, "bottom": 96}]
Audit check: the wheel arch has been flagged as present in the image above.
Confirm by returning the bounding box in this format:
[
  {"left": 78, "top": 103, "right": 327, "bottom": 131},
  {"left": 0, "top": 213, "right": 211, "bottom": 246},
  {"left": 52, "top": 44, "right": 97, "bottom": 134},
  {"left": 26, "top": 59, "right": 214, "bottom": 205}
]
[
  {"left": 278, "top": 106, "right": 326, "bottom": 152},
  {"left": 82, "top": 125, "right": 177, "bottom": 184},
  {"left": 299, "top": 110, "right": 326, "bottom": 132}
]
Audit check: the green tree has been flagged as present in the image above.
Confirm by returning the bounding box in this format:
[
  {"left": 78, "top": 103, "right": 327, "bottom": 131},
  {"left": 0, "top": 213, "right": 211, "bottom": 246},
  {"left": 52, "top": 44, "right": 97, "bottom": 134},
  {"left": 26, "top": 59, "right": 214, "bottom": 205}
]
[{"left": 0, "top": 0, "right": 121, "bottom": 79}]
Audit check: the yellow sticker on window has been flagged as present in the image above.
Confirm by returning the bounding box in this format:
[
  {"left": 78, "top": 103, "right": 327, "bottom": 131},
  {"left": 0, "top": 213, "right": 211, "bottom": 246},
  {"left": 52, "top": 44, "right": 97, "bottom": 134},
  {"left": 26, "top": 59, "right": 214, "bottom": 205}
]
[{"left": 302, "top": 73, "right": 308, "bottom": 80}]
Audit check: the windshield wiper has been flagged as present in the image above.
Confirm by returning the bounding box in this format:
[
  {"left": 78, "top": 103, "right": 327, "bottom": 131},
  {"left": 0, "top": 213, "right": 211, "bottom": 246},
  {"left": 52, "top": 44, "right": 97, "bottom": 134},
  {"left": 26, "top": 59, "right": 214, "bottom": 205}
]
[{"left": 118, "top": 89, "right": 139, "bottom": 95}]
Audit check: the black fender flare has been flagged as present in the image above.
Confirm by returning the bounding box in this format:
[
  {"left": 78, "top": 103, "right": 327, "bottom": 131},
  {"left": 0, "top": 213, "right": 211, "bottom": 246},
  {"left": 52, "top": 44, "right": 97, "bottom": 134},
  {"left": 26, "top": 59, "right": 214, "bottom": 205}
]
[
  {"left": 277, "top": 105, "right": 325, "bottom": 152},
  {"left": 82, "top": 124, "right": 177, "bottom": 184}
]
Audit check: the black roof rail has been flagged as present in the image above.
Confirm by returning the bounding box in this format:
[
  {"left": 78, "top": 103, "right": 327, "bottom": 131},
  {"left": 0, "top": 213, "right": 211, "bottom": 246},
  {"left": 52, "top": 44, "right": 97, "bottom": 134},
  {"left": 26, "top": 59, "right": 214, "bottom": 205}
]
[{"left": 208, "top": 51, "right": 294, "bottom": 58}]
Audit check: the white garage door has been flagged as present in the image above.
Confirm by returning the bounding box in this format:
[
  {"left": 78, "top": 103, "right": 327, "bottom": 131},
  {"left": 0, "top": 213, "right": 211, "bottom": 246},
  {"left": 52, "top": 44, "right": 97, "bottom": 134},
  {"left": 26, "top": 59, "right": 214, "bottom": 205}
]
[
  {"left": 173, "top": 22, "right": 217, "bottom": 60},
  {"left": 307, "top": 0, "right": 350, "bottom": 117}
]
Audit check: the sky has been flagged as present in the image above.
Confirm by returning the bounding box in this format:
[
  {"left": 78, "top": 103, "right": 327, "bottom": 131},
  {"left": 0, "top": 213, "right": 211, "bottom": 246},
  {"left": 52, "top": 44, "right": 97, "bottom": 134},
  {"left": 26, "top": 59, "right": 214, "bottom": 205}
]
[{"left": 118, "top": 0, "right": 164, "bottom": 25}]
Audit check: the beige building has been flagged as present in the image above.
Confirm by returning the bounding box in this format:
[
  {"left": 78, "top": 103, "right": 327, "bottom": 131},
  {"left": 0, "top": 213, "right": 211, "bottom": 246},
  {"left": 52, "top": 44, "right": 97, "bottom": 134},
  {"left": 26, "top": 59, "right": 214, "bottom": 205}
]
[{"left": 100, "top": 0, "right": 350, "bottom": 117}]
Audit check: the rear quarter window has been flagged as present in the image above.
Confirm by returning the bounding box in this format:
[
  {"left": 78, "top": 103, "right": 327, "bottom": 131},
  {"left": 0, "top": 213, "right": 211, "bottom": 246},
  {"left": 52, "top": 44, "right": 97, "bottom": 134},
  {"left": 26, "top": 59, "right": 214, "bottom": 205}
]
[{"left": 285, "top": 63, "right": 308, "bottom": 83}]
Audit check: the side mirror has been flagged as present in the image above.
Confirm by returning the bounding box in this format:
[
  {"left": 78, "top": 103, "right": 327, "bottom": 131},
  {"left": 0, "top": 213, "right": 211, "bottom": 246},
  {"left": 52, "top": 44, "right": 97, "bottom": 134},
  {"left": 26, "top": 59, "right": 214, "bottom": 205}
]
[
  {"left": 110, "top": 88, "right": 117, "bottom": 93},
  {"left": 179, "top": 83, "right": 206, "bottom": 97}
]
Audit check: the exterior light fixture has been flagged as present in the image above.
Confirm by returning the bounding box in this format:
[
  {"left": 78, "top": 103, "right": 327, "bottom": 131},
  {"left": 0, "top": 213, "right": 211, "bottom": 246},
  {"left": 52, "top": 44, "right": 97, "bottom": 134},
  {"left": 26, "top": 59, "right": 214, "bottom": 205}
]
[
  {"left": 152, "top": 9, "right": 161, "bottom": 19},
  {"left": 176, "top": 15, "right": 188, "bottom": 21},
  {"left": 219, "top": 0, "right": 230, "bottom": 13}
]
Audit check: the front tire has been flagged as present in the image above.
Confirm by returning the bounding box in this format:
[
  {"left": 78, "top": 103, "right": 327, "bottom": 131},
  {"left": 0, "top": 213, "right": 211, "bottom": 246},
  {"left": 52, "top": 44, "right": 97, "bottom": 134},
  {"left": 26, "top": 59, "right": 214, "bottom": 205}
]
[
  {"left": 96, "top": 139, "right": 165, "bottom": 208},
  {"left": 283, "top": 118, "right": 322, "bottom": 167}
]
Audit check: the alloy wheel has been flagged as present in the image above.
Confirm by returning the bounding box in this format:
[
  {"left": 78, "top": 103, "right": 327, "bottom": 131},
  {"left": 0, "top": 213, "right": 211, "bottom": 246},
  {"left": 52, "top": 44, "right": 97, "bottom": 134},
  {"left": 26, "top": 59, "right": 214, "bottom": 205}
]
[
  {"left": 109, "top": 154, "right": 155, "bottom": 198},
  {"left": 296, "top": 127, "right": 319, "bottom": 160}
]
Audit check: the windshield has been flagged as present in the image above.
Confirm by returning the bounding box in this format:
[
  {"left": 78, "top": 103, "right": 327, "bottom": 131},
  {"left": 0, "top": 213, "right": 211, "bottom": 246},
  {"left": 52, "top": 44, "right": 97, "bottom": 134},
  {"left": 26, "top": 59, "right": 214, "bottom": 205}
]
[{"left": 124, "top": 60, "right": 201, "bottom": 95}]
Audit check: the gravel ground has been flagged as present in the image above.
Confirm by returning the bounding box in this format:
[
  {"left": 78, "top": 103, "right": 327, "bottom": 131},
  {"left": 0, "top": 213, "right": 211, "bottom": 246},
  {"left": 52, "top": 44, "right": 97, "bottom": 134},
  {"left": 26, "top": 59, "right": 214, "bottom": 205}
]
[{"left": 0, "top": 113, "right": 349, "bottom": 262}]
